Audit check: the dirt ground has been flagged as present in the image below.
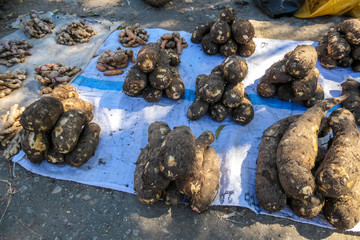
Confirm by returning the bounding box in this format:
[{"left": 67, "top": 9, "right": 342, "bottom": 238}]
[{"left": 0, "top": 0, "right": 360, "bottom": 239}]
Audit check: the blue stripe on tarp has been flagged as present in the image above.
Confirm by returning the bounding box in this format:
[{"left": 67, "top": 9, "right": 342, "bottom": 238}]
[
  {"left": 73, "top": 75, "right": 197, "bottom": 101},
  {"left": 73, "top": 75, "right": 341, "bottom": 112}
]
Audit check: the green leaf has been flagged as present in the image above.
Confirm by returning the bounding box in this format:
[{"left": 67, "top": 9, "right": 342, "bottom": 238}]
[
  {"left": 88, "top": 12, "right": 100, "bottom": 17},
  {"left": 52, "top": 9, "right": 59, "bottom": 14},
  {"left": 215, "top": 125, "right": 226, "bottom": 139},
  {"left": 18, "top": 0, "right": 23, "bottom": 2},
  {"left": 8, "top": 12, "right": 13, "bottom": 17}
]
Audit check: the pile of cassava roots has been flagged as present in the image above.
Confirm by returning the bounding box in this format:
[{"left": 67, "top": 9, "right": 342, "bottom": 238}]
[
  {"left": 123, "top": 43, "right": 185, "bottom": 102},
  {"left": 317, "top": 19, "right": 360, "bottom": 72},
  {"left": 56, "top": 20, "right": 96, "bottom": 45},
  {"left": 0, "top": 40, "right": 33, "bottom": 67},
  {"left": 23, "top": 10, "right": 56, "bottom": 38},
  {"left": 188, "top": 55, "right": 254, "bottom": 125},
  {"left": 34, "top": 63, "right": 82, "bottom": 95},
  {"left": 191, "top": 7, "right": 255, "bottom": 57},
  {"left": 96, "top": 48, "right": 135, "bottom": 76},
  {"left": 19, "top": 85, "right": 101, "bottom": 167},
  {"left": 118, "top": 23, "right": 149, "bottom": 47},
  {"left": 256, "top": 96, "right": 360, "bottom": 230},
  {"left": 0, "top": 69, "right": 27, "bottom": 98},
  {"left": 257, "top": 44, "right": 322, "bottom": 108},
  {"left": 134, "top": 121, "right": 219, "bottom": 213}
]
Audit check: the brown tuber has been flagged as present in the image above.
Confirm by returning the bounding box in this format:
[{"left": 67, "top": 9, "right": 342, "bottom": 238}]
[
  {"left": 56, "top": 20, "right": 96, "bottom": 45},
  {"left": 20, "top": 129, "right": 50, "bottom": 163},
  {"left": 137, "top": 43, "right": 161, "bottom": 73},
  {"left": 0, "top": 40, "right": 32, "bottom": 67},
  {"left": 119, "top": 23, "right": 149, "bottom": 47},
  {"left": 276, "top": 96, "right": 346, "bottom": 200},
  {"left": 96, "top": 48, "right": 134, "bottom": 76},
  {"left": 0, "top": 69, "right": 27, "bottom": 98},
  {"left": 285, "top": 45, "right": 317, "bottom": 79},
  {"left": 341, "top": 78, "right": 360, "bottom": 124},
  {"left": 23, "top": 10, "right": 56, "bottom": 38}
]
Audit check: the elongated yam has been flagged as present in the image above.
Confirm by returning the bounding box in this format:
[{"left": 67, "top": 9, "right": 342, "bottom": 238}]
[
  {"left": 159, "top": 126, "right": 196, "bottom": 181},
  {"left": 341, "top": 78, "right": 360, "bottom": 124},
  {"left": 231, "top": 97, "right": 254, "bottom": 125},
  {"left": 21, "top": 129, "right": 50, "bottom": 163},
  {"left": 290, "top": 193, "right": 324, "bottom": 219},
  {"left": 266, "top": 59, "right": 293, "bottom": 84},
  {"left": 190, "top": 146, "right": 219, "bottom": 213},
  {"left": 61, "top": 97, "right": 93, "bottom": 122},
  {"left": 291, "top": 67, "right": 319, "bottom": 101},
  {"left": 187, "top": 96, "right": 209, "bottom": 120},
  {"left": 137, "top": 43, "right": 160, "bottom": 73},
  {"left": 337, "top": 19, "right": 360, "bottom": 46},
  {"left": 316, "top": 108, "right": 360, "bottom": 197},
  {"left": 20, "top": 97, "right": 63, "bottom": 132},
  {"left": 142, "top": 85, "right": 163, "bottom": 102},
  {"left": 50, "top": 85, "right": 79, "bottom": 100},
  {"left": 148, "top": 49, "right": 172, "bottom": 90},
  {"left": 66, "top": 123, "right": 101, "bottom": 167},
  {"left": 286, "top": 45, "right": 317, "bottom": 79},
  {"left": 327, "top": 28, "right": 351, "bottom": 60},
  {"left": 324, "top": 180, "right": 360, "bottom": 230},
  {"left": 237, "top": 39, "right": 256, "bottom": 57},
  {"left": 134, "top": 145, "right": 162, "bottom": 204},
  {"left": 46, "top": 146, "right": 65, "bottom": 165},
  {"left": 221, "top": 55, "right": 248, "bottom": 84},
  {"left": 123, "top": 65, "right": 148, "bottom": 97},
  {"left": 304, "top": 84, "right": 324, "bottom": 108},
  {"left": 222, "top": 81, "right": 244, "bottom": 108},
  {"left": 208, "top": 102, "right": 228, "bottom": 122},
  {"left": 231, "top": 18, "right": 254, "bottom": 44},
  {"left": 276, "top": 96, "right": 347, "bottom": 200},
  {"left": 177, "top": 131, "right": 214, "bottom": 197},
  {"left": 51, "top": 109, "right": 88, "bottom": 154},
  {"left": 256, "top": 115, "right": 299, "bottom": 212},
  {"left": 147, "top": 121, "right": 171, "bottom": 148},
  {"left": 165, "top": 67, "right": 184, "bottom": 100}
]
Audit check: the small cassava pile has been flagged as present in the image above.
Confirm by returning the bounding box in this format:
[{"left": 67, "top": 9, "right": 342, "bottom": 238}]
[
  {"left": 0, "top": 40, "right": 33, "bottom": 67},
  {"left": 34, "top": 63, "right": 82, "bottom": 95},
  {"left": 317, "top": 19, "right": 360, "bottom": 72},
  {"left": 19, "top": 85, "right": 101, "bottom": 167},
  {"left": 123, "top": 43, "right": 185, "bottom": 102},
  {"left": 0, "top": 69, "right": 27, "bottom": 98},
  {"left": 134, "top": 121, "right": 220, "bottom": 213},
  {"left": 188, "top": 55, "right": 254, "bottom": 125},
  {"left": 191, "top": 7, "right": 255, "bottom": 57},
  {"left": 156, "top": 32, "right": 188, "bottom": 55},
  {"left": 56, "top": 20, "right": 96, "bottom": 46},
  {"left": 96, "top": 48, "right": 135, "bottom": 76},
  {"left": 257, "top": 44, "right": 323, "bottom": 108},
  {"left": 23, "top": 10, "right": 56, "bottom": 38},
  {"left": 1, "top": 104, "right": 25, "bottom": 160},
  {"left": 256, "top": 96, "right": 360, "bottom": 230},
  {"left": 118, "top": 23, "right": 149, "bottom": 48},
  {"left": 340, "top": 78, "right": 360, "bottom": 125}
]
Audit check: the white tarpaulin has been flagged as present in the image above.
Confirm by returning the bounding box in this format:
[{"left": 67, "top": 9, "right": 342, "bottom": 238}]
[{"left": 12, "top": 29, "right": 360, "bottom": 231}]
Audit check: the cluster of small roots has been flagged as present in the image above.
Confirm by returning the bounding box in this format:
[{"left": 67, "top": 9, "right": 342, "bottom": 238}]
[
  {"left": 1, "top": 104, "right": 25, "bottom": 160},
  {"left": 96, "top": 48, "right": 135, "bottom": 76},
  {"left": 0, "top": 40, "right": 32, "bottom": 67},
  {"left": 20, "top": 85, "right": 101, "bottom": 167},
  {"left": 34, "top": 63, "right": 82, "bottom": 95},
  {"left": 317, "top": 19, "right": 360, "bottom": 72},
  {"left": 191, "top": 6, "right": 255, "bottom": 57},
  {"left": 188, "top": 56, "right": 254, "bottom": 125},
  {"left": 118, "top": 23, "right": 149, "bottom": 47},
  {"left": 156, "top": 32, "right": 188, "bottom": 55},
  {"left": 134, "top": 121, "right": 219, "bottom": 213},
  {"left": 23, "top": 10, "right": 56, "bottom": 38},
  {"left": 56, "top": 20, "right": 96, "bottom": 46},
  {"left": 0, "top": 69, "right": 27, "bottom": 98},
  {"left": 123, "top": 43, "right": 185, "bottom": 102},
  {"left": 257, "top": 45, "right": 323, "bottom": 108}
]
